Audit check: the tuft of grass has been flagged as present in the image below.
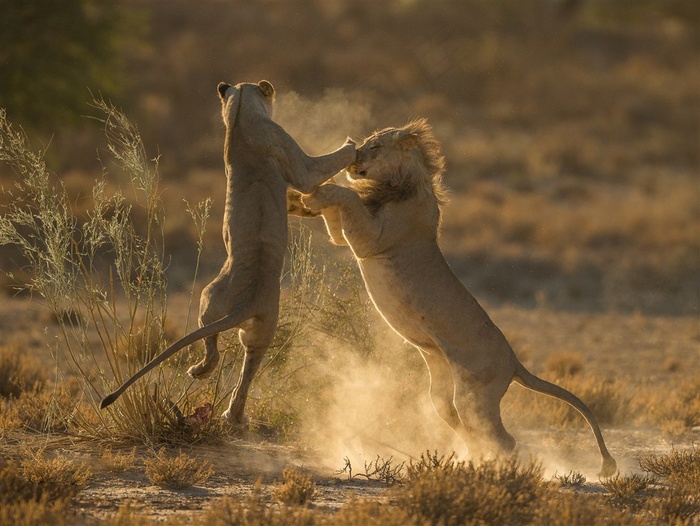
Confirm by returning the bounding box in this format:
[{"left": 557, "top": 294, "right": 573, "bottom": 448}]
[
  {"left": 273, "top": 468, "right": 316, "bottom": 507},
  {"left": 0, "top": 450, "right": 91, "bottom": 506},
  {"left": 101, "top": 447, "right": 137, "bottom": 473},
  {"left": 601, "top": 472, "right": 656, "bottom": 503},
  {"left": 143, "top": 448, "right": 213, "bottom": 489},
  {"left": 201, "top": 482, "right": 318, "bottom": 526},
  {"left": 555, "top": 470, "right": 587, "bottom": 488}
]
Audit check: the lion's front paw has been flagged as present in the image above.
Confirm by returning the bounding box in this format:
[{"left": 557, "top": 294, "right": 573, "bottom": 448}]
[{"left": 187, "top": 351, "right": 220, "bottom": 379}]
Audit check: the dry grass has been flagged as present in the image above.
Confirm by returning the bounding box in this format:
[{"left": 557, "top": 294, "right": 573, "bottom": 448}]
[
  {"left": 639, "top": 447, "right": 700, "bottom": 493},
  {"left": 554, "top": 470, "right": 586, "bottom": 488},
  {"left": 101, "top": 447, "right": 137, "bottom": 473},
  {"left": 273, "top": 468, "right": 316, "bottom": 507},
  {"left": 143, "top": 448, "right": 213, "bottom": 489},
  {"left": 0, "top": 346, "right": 47, "bottom": 399}
]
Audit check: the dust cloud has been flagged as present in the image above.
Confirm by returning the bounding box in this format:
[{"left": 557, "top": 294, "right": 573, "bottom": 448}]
[{"left": 274, "top": 89, "right": 372, "bottom": 156}]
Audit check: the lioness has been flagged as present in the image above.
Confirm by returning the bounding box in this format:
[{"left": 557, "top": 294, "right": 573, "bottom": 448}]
[
  {"left": 303, "top": 119, "right": 617, "bottom": 476},
  {"left": 101, "top": 81, "right": 355, "bottom": 426}
]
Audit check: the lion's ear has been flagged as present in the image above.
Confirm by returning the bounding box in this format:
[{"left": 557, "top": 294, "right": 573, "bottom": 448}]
[
  {"left": 217, "top": 82, "right": 232, "bottom": 101},
  {"left": 258, "top": 80, "right": 275, "bottom": 99},
  {"left": 393, "top": 129, "right": 419, "bottom": 150}
]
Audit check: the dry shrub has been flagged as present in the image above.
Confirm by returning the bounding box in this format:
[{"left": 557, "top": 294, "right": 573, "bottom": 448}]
[
  {"left": 143, "top": 448, "right": 213, "bottom": 489},
  {"left": 273, "top": 468, "right": 316, "bottom": 507},
  {"left": 200, "top": 485, "right": 317, "bottom": 526},
  {"left": 648, "top": 490, "right": 700, "bottom": 524},
  {"left": 397, "top": 452, "right": 548, "bottom": 525},
  {"left": 543, "top": 351, "right": 583, "bottom": 378},
  {"left": 0, "top": 384, "right": 76, "bottom": 433},
  {"left": 534, "top": 491, "right": 640, "bottom": 526},
  {"left": 0, "top": 451, "right": 90, "bottom": 509},
  {"left": 334, "top": 500, "right": 412, "bottom": 526},
  {"left": 639, "top": 447, "right": 700, "bottom": 493},
  {"left": 642, "top": 374, "right": 700, "bottom": 437},
  {"left": 101, "top": 447, "right": 137, "bottom": 473},
  {"left": 554, "top": 470, "right": 586, "bottom": 488},
  {"left": 0, "top": 495, "right": 73, "bottom": 526},
  {"left": 0, "top": 346, "right": 47, "bottom": 398},
  {"left": 20, "top": 450, "right": 92, "bottom": 498},
  {"left": 601, "top": 473, "right": 656, "bottom": 504}
]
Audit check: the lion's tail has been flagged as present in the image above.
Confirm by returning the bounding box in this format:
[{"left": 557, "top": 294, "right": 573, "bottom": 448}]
[
  {"left": 100, "top": 304, "right": 254, "bottom": 409},
  {"left": 512, "top": 362, "right": 617, "bottom": 477}
]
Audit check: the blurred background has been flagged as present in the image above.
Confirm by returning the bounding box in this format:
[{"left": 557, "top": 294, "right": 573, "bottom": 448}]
[{"left": 1, "top": 0, "right": 698, "bottom": 315}]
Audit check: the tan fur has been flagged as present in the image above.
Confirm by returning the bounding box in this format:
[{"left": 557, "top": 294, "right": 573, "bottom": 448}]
[
  {"left": 101, "top": 81, "right": 355, "bottom": 423},
  {"left": 303, "top": 119, "right": 617, "bottom": 476}
]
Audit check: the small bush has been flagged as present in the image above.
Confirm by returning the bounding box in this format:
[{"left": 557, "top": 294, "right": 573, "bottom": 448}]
[
  {"left": 201, "top": 485, "right": 317, "bottom": 526},
  {"left": 144, "top": 448, "right": 213, "bottom": 489},
  {"left": 601, "top": 472, "right": 656, "bottom": 503},
  {"left": 273, "top": 468, "right": 316, "bottom": 507},
  {"left": 649, "top": 489, "right": 700, "bottom": 524},
  {"left": 20, "top": 450, "right": 92, "bottom": 500},
  {"left": 555, "top": 470, "right": 586, "bottom": 488},
  {"left": 397, "top": 453, "right": 548, "bottom": 525},
  {"left": 101, "top": 447, "right": 137, "bottom": 473},
  {"left": 639, "top": 447, "right": 700, "bottom": 492}
]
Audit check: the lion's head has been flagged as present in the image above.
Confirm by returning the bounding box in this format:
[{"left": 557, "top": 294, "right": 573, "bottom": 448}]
[{"left": 347, "top": 118, "right": 447, "bottom": 213}]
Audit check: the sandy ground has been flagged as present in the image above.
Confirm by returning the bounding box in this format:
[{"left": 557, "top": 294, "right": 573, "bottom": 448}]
[{"left": 1, "top": 295, "right": 698, "bottom": 522}]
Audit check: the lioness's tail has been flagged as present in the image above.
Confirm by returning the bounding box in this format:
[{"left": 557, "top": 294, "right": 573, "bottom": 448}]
[
  {"left": 512, "top": 362, "right": 617, "bottom": 477},
  {"left": 100, "top": 305, "right": 254, "bottom": 409}
]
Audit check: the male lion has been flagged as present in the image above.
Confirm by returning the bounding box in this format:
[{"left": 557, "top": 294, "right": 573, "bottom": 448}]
[
  {"left": 101, "top": 81, "right": 356, "bottom": 426},
  {"left": 302, "top": 118, "right": 617, "bottom": 476}
]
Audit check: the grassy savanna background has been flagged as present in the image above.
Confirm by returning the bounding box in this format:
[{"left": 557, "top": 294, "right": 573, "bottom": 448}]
[{"left": 0, "top": 0, "right": 699, "bottom": 524}]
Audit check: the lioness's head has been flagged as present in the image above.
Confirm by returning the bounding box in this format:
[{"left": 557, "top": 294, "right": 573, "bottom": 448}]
[
  {"left": 217, "top": 80, "right": 275, "bottom": 126},
  {"left": 348, "top": 118, "right": 447, "bottom": 210}
]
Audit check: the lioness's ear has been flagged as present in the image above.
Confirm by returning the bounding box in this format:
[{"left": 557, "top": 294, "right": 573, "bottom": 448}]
[
  {"left": 393, "top": 129, "right": 419, "bottom": 150},
  {"left": 217, "top": 82, "right": 232, "bottom": 101},
  {"left": 258, "top": 80, "right": 275, "bottom": 99}
]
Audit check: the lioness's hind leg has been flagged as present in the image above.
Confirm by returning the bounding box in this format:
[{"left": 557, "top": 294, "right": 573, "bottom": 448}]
[
  {"left": 187, "top": 285, "right": 224, "bottom": 378},
  {"left": 187, "top": 334, "right": 220, "bottom": 379},
  {"left": 222, "top": 344, "right": 267, "bottom": 425}
]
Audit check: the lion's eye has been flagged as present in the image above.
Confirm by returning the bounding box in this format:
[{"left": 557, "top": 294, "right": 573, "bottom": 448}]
[{"left": 369, "top": 143, "right": 382, "bottom": 150}]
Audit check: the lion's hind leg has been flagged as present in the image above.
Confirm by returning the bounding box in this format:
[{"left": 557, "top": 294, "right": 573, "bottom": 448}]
[{"left": 418, "top": 347, "right": 485, "bottom": 457}]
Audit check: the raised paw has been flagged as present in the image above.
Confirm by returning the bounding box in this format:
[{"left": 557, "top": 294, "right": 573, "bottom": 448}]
[
  {"left": 302, "top": 183, "right": 348, "bottom": 211},
  {"left": 187, "top": 351, "right": 220, "bottom": 379},
  {"left": 287, "top": 188, "right": 320, "bottom": 217}
]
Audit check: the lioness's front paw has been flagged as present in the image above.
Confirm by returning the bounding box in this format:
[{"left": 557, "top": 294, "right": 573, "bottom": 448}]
[
  {"left": 287, "top": 188, "right": 320, "bottom": 217},
  {"left": 303, "top": 183, "right": 347, "bottom": 211}
]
